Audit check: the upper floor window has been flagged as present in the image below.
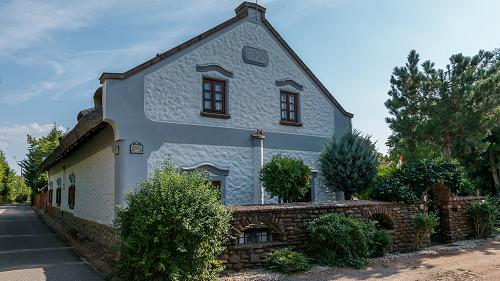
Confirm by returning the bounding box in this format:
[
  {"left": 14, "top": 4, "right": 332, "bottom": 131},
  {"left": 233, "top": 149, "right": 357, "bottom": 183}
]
[
  {"left": 201, "top": 78, "right": 229, "bottom": 118},
  {"left": 280, "top": 92, "right": 302, "bottom": 126}
]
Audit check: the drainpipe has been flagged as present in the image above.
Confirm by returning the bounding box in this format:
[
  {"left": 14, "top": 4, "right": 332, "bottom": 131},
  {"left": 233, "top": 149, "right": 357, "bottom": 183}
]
[{"left": 252, "top": 129, "right": 265, "bottom": 204}]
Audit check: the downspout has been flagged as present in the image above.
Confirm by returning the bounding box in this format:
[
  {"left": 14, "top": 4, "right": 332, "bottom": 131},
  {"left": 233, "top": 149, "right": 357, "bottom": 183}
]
[{"left": 252, "top": 129, "right": 265, "bottom": 204}]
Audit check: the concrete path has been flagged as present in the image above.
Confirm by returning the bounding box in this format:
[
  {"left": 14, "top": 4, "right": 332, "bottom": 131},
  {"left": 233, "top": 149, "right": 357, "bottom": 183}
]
[{"left": 0, "top": 204, "right": 104, "bottom": 281}]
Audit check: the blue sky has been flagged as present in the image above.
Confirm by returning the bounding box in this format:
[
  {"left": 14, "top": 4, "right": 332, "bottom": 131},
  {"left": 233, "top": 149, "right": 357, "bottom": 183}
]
[{"left": 1, "top": 0, "right": 499, "bottom": 173}]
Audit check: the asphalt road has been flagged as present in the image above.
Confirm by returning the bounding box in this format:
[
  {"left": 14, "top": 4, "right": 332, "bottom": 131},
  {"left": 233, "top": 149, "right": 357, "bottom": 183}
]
[{"left": 0, "top": 204, "right": 103, "bottom": 281}]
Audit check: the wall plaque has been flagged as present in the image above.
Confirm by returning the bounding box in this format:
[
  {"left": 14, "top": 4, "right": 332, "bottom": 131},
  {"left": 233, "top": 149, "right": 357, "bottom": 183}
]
[
  {"left": 130, "top": 142, "right": 143, "bottom": 154},
  {"left": 242, "top": 46, "right": 268, "bottom": 67},
  {"left": 113, "top": 145, "right": 120, "bottom": 155}
]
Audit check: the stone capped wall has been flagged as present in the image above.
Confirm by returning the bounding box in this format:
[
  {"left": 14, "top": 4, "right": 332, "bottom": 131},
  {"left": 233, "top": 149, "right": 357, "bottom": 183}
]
[
  {"left": 47, "top": 207, "right": 120, "bottom": 250},
  {"left": 224, "top": 201, "right": 426, "bottom": 270}
]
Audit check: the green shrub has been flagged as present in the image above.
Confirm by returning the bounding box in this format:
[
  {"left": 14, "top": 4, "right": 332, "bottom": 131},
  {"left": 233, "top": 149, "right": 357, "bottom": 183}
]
[
  {"left": 411, "top": 212, "right": 439, "bottom": 249},
  {"left": 114, "top": 163, "right": 232, "bottom": 281},
  {"left": 367, "top": 228, "right": 391, "bottom": 258},
  {"left": 370, "top": 179, "right": 418, "bottom": 203},
  {"left": 261, "top": 154, "right": 311, "bottom": 203},
  {"left": 264, "top": 248, "right": 311, "bottom": 274},
  {"left": 319, "top": 130, "right": 379, "bottom": 199},
  {"left": 369, "top": 160, "right": 474, "bottom": 203},
  {"left": 307, "top": 213, "right": 390, "bottom": 268},
  {"left": 465, "top": 199, "right": 498, "bottom": 238}
]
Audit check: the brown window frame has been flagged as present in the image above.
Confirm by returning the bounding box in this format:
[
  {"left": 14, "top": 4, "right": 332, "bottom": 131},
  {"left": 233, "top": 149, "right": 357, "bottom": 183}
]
[
  {"left": 280, "top": 91, "right": 302, "bottom": 126},
  {"left": 48, "top": 189, "right": 53, "bottom": 205},
  {"left": 56, "top": 187, "right": 61, "bottom": 206},
  {"left": 201, "top": 78, "right": 229, "bottom": 119},
  {"left": 68, "top": 185, "right": 75, "bottom": 209}
]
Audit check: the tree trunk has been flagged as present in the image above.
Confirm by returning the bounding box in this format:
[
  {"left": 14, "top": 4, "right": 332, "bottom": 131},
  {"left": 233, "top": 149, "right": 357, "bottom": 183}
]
[
  {"left": 489, "top": 149, "right": 500, "bottom": 194},
  {"left": 442, "top": 133, "right": 452, "bottom": 161}
]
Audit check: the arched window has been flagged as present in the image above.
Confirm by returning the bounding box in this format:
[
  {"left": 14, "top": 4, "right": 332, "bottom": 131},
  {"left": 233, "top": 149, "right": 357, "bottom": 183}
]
[
  {"left": 48, "top": 181, "right": 53, "bottom": 206},
  {"left": 182, "top": 163, "right": 229, "bottom": 203},
  {"left": 237, "top": 223, "right": 273, "bottom": 244},
  {"left": 55, "top": 178, "right": 62, "bottom": 206},
  {"left": 370, "top": 214, "right": 394, "bottom": 230}
]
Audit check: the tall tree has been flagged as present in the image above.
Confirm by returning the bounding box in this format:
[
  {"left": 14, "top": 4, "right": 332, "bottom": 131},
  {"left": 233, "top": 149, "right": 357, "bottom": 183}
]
[
  {"left": 0, "top": 150, "right": 8, "bottom": 195},
  {"left": 386, "top": 49, "right": 500, "bottom": 194},
  {"left": 19, "top": 126, "right": 64, "bottom": 197}
]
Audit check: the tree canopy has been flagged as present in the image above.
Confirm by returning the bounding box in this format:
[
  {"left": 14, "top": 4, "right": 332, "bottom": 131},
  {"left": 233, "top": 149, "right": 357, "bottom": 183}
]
[
  {"left": 386, "top": 49, "right": 500, "bottom": 194},
  {"left": 19, "top": 126, "right": 64, "bottom": 197}
]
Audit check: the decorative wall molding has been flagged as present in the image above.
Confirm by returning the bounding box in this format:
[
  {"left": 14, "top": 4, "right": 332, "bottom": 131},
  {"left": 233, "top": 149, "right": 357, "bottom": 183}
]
[
  {"left": 182, "top": 162, "right": 229, "bottom": 176},
  {"left": 196, "top": 63, "right": 234, "bottom": 78},
  {"left": 275, "top": 79, "right": 304, "bottom": 91},
  {"left": 242, "top": 46, "right": 269, "bottom": 67}
]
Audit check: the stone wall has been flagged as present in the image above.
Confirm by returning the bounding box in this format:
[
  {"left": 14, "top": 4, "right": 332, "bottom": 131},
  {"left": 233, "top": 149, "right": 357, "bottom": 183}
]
[
  {"left": 46, "top": 206, "right": 120, "bottom": 251},
  {"left": 429, "top": 184, "right": 478, "bottom": 242},
  {"left": 224, "top": 201, "right": 426, "bottom": 270}
]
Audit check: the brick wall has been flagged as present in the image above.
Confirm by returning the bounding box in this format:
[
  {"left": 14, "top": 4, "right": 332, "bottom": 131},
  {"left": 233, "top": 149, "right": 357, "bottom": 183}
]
[{"left": 224, "top": 201, "right": 426, "bottom": 270}]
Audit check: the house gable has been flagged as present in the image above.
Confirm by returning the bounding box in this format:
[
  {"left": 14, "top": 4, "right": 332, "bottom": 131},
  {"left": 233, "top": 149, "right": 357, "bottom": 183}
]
[{"left": 100, "top": 2, "right": 352, "bottom": 120}]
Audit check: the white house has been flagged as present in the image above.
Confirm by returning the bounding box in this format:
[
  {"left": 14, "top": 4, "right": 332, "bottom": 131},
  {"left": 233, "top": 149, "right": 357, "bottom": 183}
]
[{"left": 40, "top": 2, "right": 353, "bottom": 226}]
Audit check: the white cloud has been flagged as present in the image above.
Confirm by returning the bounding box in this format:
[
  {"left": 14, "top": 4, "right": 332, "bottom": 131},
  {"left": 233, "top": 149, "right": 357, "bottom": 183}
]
[
  {"left": 0, "top": 0, "right": 116, "bottom": 52},
  {"left": 0, "top": 122, "right": 66, "bottom": 174}
]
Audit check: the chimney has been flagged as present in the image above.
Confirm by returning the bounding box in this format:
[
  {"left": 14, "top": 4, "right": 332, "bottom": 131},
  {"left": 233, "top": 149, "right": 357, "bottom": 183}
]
[{"left": 235, "top": 1, "right": 266, "bottom": 20}]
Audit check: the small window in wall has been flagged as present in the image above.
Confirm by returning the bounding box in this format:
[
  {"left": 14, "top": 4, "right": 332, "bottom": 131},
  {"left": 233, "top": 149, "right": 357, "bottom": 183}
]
[
  {"left": 56, "top": 188, "right": 61, "bottom": 206},
  {"left": 68, "top": 185, "right": 75, "bottom": 209},
  {"left": 280, "top": 92, "right": 301, "bottom": 126},
  {"left": 201, "top": 78, "right": 227, "bottom": 117},
  {"left": 238, "top": 228, "right": 273, "bottom": 244},
  {"left": 48, "top": 189, "right": 53, "bottom": 205},
  {"left": 211, "top": 180, "right": 222, "bottom": 198}
]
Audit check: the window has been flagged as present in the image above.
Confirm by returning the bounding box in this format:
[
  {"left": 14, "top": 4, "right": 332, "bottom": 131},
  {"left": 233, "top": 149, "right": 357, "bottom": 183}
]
[
  {"left": 280, "top": 92, "right": 301, "bottom": 126},
  {"left": 68, "top": 185, "right": 75, "bottom": 209},
  {"left": 201, "top": 78, "right": 228, "bottom": 118},
  {"left": 56, "top": 188, "right": 61, "bottom": 206},
  {"left": 48, "top": 189, "right": 53, "bottom": 205},
  {"left": 238, "top": 228, "right": 272, "bottom": 244}
]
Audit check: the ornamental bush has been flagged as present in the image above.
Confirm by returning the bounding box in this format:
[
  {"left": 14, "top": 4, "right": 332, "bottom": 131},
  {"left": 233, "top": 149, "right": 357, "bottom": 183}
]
[
  {"left": 261, "top": 154, "right": 311, "bottom": 203},
  {"left": 114, "top": 162, "right": 232, "bottom": 281},
  {"left": 411, "top": 212, "right": 439, "bottom": 249},
  {"left": 264, "top": 248, "right": 311, "bottom": 274},
  {"left": 369, "top": 160, "right": 474, "bottom": 203},
  {"left": 319, "top": 130, "right": 379, "bottom": 199},
  {"left": 465, "top": 199, "right": 498, "bottom": 238},
  {"left": 307, "top": 213, "right": 390, "bottom": 268},
  {"left": 370, "top": 179, "right": 418, "bottom": 203}
]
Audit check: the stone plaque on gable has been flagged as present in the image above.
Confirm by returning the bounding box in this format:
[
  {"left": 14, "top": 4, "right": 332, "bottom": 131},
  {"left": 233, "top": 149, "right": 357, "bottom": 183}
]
[{"left": 242, "top": 46, "right": 268, "bottom": 67}]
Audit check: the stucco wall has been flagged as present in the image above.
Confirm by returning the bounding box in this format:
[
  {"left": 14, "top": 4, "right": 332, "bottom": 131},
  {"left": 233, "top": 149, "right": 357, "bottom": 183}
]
[
  {"left": 101, "top": 8, "right": 351, "bottom": 204},
  {"left": 148, "top": 143, "right": 335, "bottom": 205},
  {"left": 144, "top": 21, "right": 336, "bottom": 137},
  {"left": 48, "top": 127, "right": 115, "bottom": 225}
]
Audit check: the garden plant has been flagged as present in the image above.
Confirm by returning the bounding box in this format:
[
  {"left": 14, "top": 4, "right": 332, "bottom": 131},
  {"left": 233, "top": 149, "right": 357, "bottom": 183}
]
[
  {"left": 319, "top": 130, "right": 379, "bottom": 199},
  {"left": 114, "top": 162, "right": 232, "bottom": 281},
  {"left": 307, "top": 213, "right": 390, "bottom": 268},
  {"left": 264, "top": 248, "right": 311, "bottom": 274},
  {"left": 261, "top": 154, "right": 311, "bottom": 203},
  {"left": 465, "top": 199, "right": 498, "bottom": 238},
  {"left": 411, "top": 212, "right": 439, "bottom": 249}
]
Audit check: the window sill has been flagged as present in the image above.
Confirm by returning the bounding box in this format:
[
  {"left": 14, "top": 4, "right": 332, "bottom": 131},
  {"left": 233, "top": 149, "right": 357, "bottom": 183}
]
[
  {"left": 280, "top": 120, "right": 302, "bottom": 127},
  {"left": 234, "top": 241, "right": 286, "bottom": 249},
  {"left": 200, "top": 111, "right": 230, "bottom": 119}
]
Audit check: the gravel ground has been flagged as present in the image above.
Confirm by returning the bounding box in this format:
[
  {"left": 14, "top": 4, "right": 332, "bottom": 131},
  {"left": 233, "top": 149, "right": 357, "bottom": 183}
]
[{"left": 221, "top": 236, "right": 500, "bottom": 281}]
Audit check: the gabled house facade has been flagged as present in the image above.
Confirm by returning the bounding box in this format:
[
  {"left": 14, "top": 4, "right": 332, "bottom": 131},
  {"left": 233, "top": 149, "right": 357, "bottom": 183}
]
[{"left": 40, "top": 2, "right": 353, "bottom": 226}]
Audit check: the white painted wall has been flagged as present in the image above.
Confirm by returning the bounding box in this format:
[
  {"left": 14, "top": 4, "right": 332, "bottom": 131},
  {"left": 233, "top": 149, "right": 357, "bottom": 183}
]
[
  {"left": 48, "top": 146, "right": 115, "bottom": 225},
  {"left": 144, "top": 21, "right": 336, "bottom": 137}
]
